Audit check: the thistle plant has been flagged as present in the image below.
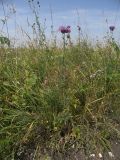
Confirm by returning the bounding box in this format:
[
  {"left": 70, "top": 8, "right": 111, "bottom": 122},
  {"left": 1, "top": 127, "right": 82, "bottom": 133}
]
[
  {"left": 109, "top": 25, "right": 115, "bottom": 41},
  {"left": 59, "top": 25, "right": 71, "bottom": 107},
  {"left": 108, "top": 25, "right": 120, "bottom": 59},
  {"left": 59, "top": 25, "right": 71, "bottom": 67},
  {"left": 59, "top": 26, "right": 71, "bottom": 50},
  {"left": 0, "top": 1, "right": 120, "bottom": 159}
]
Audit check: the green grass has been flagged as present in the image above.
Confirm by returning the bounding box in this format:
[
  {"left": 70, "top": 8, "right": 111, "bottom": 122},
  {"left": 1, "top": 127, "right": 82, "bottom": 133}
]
[{"left": 0, "top": 40, "right": 120, "bottom": 159}]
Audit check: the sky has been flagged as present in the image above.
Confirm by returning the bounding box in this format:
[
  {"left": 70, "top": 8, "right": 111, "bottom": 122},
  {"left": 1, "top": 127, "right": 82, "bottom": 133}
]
[{"left": 0, "top": 0, "right": 120, "bottom": 45}]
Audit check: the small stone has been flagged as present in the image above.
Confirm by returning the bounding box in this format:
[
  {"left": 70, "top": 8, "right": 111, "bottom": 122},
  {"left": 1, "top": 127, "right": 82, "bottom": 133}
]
[
  {"left": 72, "top": 144, "right": 75, "bottom": 148},
  {"left": 89, "top": 154, "right": 95, "bottom": 157},
  {"left": 108, "top": 152, "right": 114, "bottom": 158},
  {"left": 98, "top": 153, "right": 103, "bottom": 158}
]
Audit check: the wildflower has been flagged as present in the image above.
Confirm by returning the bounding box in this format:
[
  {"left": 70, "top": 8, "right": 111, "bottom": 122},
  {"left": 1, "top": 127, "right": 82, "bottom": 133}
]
[
  {"left": 59, "top": 26, "right": 71, "bottom": 34},
  {"left": 77, "top": 25, "right": 81, "bottom": 31},
  {"left": 109, "top": 26, "right": 115, "bottom": 32}
]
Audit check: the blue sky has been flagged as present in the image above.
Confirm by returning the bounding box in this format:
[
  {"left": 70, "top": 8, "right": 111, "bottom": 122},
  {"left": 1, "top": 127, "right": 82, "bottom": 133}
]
[{"left": 0, "top": 0, "right": 120, "bottom": 44}]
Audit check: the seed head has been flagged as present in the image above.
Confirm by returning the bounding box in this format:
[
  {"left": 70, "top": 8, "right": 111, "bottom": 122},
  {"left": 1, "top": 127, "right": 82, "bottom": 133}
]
[
  {"left": 77, "top": 25, "right": 81, "bottom": 31},
  {"left": 109, "top": 26, "right": 115, "bottom": 32}
]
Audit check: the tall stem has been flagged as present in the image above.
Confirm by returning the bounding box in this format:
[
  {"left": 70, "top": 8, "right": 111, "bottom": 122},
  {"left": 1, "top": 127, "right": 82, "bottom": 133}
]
[
  {"left": 1, "top": 0, "right": 9, "bottom": 38},
  {"left": 78, "top": 30, "right": 80, "bottom": 46},
  {"left": 62, "top": 33, "right": 66, "bottom": 107},
  {"left": 63, "top": 33, "right": 66, "bottom": 66}
]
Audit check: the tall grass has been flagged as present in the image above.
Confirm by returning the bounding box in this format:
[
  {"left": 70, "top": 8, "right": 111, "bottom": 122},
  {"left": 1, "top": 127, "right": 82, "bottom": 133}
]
[
  {"left": 0, "top": 1, "right": 120, "bottom": 159},
  {"left": 0, "top": 40, "right": 120, "bottom": 159}
]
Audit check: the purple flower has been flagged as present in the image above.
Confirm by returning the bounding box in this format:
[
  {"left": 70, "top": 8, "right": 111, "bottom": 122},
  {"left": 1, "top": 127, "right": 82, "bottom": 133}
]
[
  {"left": 77, "top": 25, "right": 81, "bottom": 31},
  {"left": 59, "top": 26, "right": 71, "bottom": 34},
  {"left": 109, "top": 26, "right": 115, "bottom": 32}
]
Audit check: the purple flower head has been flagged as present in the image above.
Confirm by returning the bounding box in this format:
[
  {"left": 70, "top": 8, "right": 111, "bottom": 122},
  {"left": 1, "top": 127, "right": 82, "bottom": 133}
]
[
  {"left": 77, "top": 25, "right": 81, "bottom": 31},
  {"left": 109, "top": 26, "right": 115, "bottom": 32},
  {"left": 59, "top": 26, "right": 71, "bottom": 34}
]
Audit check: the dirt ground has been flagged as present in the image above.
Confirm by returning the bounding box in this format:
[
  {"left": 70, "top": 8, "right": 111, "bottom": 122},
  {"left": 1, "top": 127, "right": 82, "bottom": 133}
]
[
  {"left": 15, "top": 139, "right": 120, "bottom": 160},
  {"left": 52, "top": 140, "right": 120, "bottom": 160}
]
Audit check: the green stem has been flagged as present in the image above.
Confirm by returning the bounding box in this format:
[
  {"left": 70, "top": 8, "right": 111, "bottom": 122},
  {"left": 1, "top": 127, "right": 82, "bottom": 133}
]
[{"left": 62, "top": 33, "right": 66, "bottom": 107}]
